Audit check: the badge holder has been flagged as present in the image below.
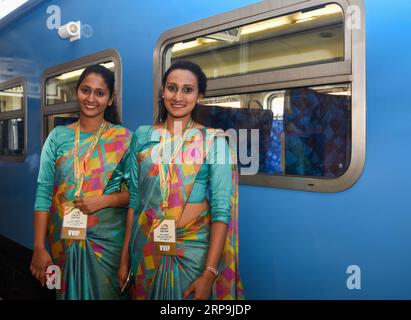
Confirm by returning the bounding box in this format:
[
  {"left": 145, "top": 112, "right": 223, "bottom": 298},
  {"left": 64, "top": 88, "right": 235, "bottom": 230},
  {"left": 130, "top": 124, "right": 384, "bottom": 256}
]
[
  {"left": 153, "top": 218, "right": 176, "bottom": 255},
  {"left": 61, "top": 200, "right": 88, "bottom": 240}
]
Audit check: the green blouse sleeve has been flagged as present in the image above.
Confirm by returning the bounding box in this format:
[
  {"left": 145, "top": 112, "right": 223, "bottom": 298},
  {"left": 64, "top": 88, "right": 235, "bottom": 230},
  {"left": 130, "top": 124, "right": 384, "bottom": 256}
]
[
  {"left": 128, "top": 128, "right": 141, "bottom": 210},
  {"left": 34, "top": 128, "right": 59, "bottom": 212},
  {"left": 129, "top": 125, "right": 154, "bottom": 210},
  {"left": 208, "top": 135, "right": 233, "bottom": 225}
]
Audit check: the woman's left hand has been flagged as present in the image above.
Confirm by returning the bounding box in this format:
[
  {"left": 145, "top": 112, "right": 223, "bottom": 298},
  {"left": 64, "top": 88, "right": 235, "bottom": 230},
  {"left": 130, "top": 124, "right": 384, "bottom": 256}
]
[
  {"left": 73, "top": 196, "right": 105, "bottom": 214},
  {"left": 182, "top": 271, "right": 215, "bottom": 300}
]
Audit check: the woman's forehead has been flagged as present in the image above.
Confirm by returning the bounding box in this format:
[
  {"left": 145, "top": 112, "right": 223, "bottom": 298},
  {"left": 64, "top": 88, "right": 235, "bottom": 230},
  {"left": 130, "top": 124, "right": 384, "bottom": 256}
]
[
  {"left": 166, "top": 69, "right": 198, "bottom": 85},
  {"left": 80, "top": 73, "right": 108, "bottom": 89}
]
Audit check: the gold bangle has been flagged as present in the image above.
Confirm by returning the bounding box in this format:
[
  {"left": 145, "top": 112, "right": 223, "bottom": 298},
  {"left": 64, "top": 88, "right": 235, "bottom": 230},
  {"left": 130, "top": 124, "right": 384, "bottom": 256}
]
[{"left": 205, "top": 266, "right": 219, "bottom": 277}]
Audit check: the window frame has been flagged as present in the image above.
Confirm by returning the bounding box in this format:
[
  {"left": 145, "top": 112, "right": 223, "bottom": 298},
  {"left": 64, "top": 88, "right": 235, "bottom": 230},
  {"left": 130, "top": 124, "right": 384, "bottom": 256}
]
[
  {"left": 41, "top": 48, "right": 122, "bottom": 143},
  {"left": 153, "top": 0, "right": 366, "bottom": 192},
  {"left": 0, "top": 77, "right": 27, "bottom": 162}
]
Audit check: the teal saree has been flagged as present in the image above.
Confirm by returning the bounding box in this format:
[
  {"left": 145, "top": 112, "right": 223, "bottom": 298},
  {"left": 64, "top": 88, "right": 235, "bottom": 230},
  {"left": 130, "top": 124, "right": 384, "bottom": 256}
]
[
  {"left": 128, "top": 125, "right": 243, "bottom": 300},
  {"left": 34, "top": 124, "right": 132, "bottom": 299}
]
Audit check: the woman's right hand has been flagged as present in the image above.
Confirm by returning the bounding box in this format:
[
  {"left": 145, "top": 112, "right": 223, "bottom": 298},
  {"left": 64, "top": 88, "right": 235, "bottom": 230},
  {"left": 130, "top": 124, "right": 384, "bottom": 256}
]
[
  {"left": 30, "top": 248, "right": 52, "bottom": 286},
  {"left": 118, "top": 259, "right": 130, "bottom": 289}
]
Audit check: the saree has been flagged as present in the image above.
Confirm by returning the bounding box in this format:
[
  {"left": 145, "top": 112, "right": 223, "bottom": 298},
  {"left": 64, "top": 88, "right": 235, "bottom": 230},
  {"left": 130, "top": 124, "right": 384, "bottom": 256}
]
[
  {"left": 129, "top": 126, "right": 243, "bottom": 300},
  {"left": 44, "top": 124, "right": 131, "bottom": 299}
]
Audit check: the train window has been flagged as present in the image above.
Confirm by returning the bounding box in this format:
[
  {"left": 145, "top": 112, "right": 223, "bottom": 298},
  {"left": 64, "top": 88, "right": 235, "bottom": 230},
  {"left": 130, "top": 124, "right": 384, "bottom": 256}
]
[
  {"left": 0, "top": 79, "right": 26, "bottom": 161},
  {"left": 165, "top": 4, "right": 344, "bottom": 79},
  {"left": 41, "top": 49, "right": 121, "bottom": 142},
  {"left": 200, "top": 83, "right": 351, "bottom": 178},
  {"left": 155, "top": 0, "right": 365, "bottom": 192},
  {"left": 45, "top": 112, "right": 79, "bottom": 137},
  {"left": 0, "top": 85, "right": 23, "bottom": 111}
]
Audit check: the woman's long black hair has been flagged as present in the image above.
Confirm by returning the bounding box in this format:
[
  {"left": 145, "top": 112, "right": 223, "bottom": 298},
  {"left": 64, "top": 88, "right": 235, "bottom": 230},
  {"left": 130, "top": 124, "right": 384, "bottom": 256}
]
[
  {"left": 156, "top": 60, "right": 207, "bottom": 124},
  {"left": 76, "top": 64, "right": 121, "bottom": 125}
]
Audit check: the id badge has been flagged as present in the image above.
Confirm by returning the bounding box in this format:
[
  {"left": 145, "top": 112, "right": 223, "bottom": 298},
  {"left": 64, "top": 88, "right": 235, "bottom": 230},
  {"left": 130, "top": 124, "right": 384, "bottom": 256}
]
[
  {"left": 153, "top": 219, "right": 176, "bottom": 255},
  {"left": 61, "top": 204, "right": 88, "bottom": 240}
]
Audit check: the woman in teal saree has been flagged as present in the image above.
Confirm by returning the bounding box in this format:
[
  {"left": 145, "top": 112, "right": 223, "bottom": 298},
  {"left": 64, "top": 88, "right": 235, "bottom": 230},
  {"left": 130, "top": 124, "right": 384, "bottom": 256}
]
[
  {"left": 30, "top": 65, "right": 132, "bottom": 299},
  {"left": 119, "top": 61, "right": 243, "bottom": 300}
]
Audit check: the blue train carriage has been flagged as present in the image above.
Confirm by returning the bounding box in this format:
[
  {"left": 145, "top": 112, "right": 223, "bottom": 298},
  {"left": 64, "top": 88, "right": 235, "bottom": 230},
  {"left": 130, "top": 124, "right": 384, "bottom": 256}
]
[{"left": 0, "top": 0, "right": 410, "bottom": 300}]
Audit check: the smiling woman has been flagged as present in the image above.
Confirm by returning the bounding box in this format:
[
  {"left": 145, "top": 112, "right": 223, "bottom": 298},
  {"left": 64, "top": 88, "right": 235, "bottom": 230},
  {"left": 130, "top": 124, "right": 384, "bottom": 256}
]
[
  {"left": 42, "top": 55, "right": 118, "bottom": 140},
  {"left": 119, "top": 61, "right": 243, "bottom": 300},
  {"left": 162, "top": 69, "right": 201, "bottom": 120},
  {"left": 157, "top": 60, "right": 207, "bottom": 125},
  {"left": 30, "top": 64, "right": 132, "bottom": 300},
  {"left": 74, "top": 64, "right": 119, "bottom": 128}
]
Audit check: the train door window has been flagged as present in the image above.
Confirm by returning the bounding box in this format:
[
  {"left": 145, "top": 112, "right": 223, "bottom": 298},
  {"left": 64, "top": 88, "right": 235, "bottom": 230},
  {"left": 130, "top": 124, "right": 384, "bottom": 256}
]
[
  {"left": 155, "top": 0, "right": 365, "bottom": 192},
  {"left": 41, "top": 49, "right": 121, "bottom": 142},
  {"left": 0, "top": 79, "right": 26, "bottom": 161}
]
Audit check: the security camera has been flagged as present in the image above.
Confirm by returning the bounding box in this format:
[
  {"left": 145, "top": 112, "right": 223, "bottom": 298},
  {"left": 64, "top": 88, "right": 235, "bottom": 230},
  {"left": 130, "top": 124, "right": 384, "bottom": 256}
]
[{"left": 58, "top": 21, "right": 81, "bottom": 42}]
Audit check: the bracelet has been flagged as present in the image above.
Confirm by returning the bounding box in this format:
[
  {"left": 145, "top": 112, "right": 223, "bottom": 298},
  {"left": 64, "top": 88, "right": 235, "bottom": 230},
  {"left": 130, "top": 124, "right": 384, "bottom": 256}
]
[{"left": 205, "top": 266, "right": 219, "bottom": 277}]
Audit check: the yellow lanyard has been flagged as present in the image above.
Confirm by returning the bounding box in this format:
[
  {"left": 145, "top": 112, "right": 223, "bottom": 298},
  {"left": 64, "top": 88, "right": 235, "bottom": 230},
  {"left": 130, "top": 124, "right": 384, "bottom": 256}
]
[
  {"left": 158, "top": 118, "right": 193, "bottom": 212},
  {"left": 73, "top": 120, "right": 107, "bottom": 198}
]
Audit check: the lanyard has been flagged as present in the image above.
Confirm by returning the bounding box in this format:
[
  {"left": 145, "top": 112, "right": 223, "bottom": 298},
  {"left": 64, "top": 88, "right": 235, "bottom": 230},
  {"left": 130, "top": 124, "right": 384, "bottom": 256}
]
[
  {"left": 158, "top": 118, "right": 193, "bottom": 212},
  {"left": 73, "top": 119, "right": 107, "bottom": 198}
]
